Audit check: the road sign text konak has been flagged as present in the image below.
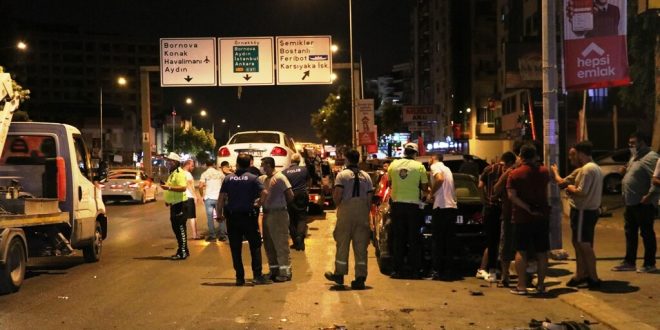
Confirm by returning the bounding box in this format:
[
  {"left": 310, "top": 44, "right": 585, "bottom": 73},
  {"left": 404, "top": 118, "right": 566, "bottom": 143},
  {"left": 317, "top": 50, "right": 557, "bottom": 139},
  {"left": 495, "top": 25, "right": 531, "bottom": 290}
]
[{"left": 160, "top": 38, "right": 217, "bottom": 87}]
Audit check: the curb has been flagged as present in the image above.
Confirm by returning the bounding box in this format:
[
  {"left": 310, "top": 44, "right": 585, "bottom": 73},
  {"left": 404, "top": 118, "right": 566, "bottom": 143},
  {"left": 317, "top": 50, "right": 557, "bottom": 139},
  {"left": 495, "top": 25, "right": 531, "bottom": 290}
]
[{"left": 559, "top": 291, "right": 657, "bottom": 330}]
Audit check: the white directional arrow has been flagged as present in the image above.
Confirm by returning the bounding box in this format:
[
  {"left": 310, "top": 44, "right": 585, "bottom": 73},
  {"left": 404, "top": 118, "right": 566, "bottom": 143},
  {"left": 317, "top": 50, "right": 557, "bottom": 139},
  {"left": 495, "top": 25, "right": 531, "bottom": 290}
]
[{"left": 581, "top": 42, "right": 605, "bottom": 57}]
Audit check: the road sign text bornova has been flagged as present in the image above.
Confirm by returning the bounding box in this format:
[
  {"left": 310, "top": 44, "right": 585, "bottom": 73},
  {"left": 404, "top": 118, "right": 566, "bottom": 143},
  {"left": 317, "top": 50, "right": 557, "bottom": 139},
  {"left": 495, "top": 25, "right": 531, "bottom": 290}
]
[
  {"left": 160, "top": 38, "right": 217, "bottom": 87},
  {"left": 276, "top": 36, "right": 332, "bottom": 85}
]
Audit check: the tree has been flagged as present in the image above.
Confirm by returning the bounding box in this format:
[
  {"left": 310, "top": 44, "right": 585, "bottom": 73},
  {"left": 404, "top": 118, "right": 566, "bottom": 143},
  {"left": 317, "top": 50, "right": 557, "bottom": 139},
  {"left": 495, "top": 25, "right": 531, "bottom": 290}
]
[
  {"left": 166, "top": 126, "right": 216, "bottom": 158},
  {"left": 616, "top": 2, "right": 657, "bottom": 139},
  {"left": 379, "top": 100, "right": 405, "bottom": 135},
  {"left": 310, "top": 86, "right": 351, "bottom": 146}
]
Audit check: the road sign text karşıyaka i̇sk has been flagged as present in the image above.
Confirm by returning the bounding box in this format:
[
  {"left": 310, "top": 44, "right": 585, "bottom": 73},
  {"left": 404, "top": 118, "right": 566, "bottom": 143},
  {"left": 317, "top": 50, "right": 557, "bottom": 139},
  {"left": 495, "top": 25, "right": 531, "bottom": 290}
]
[{"left": 278, "top": 39, "right": 329, "bottom": 70}]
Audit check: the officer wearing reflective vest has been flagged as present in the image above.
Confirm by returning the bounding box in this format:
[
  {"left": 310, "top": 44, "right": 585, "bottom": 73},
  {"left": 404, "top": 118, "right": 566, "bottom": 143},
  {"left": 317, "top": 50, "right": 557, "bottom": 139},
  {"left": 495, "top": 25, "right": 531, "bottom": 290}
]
[
  {"left": 324, "top": 149, "right": 374, "bottom": 290},
  {"left": 160, "top": 152, "right": 189, "bottom": 260},
  {"left": 217, "top": 153, "right": 271, "bottom": 286}
]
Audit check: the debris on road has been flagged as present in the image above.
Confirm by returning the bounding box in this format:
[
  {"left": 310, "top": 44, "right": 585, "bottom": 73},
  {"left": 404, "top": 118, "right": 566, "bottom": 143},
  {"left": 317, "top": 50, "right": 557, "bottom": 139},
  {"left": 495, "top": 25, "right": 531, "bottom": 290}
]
[{"left": 470, "top": 290, "right": 484, "bottom": 296}]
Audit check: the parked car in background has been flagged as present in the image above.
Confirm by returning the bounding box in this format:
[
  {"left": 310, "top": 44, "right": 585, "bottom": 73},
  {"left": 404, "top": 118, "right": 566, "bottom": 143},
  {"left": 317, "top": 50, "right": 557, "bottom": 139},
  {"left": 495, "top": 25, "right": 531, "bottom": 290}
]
[
  {"left": 371, "top": 172, "right": 485, "bottom": 275},
  {"left": 595, "top": 148, "right": 630, "bottom": 194},
  {"left": 415, "top": 154, "right": 488, "bottom": 176},
  {"left": 101, "top": 169, "right": 158, "bottom": 204},
  {"left": 217, "top": 131, "right": 302, "bottom": 170}
]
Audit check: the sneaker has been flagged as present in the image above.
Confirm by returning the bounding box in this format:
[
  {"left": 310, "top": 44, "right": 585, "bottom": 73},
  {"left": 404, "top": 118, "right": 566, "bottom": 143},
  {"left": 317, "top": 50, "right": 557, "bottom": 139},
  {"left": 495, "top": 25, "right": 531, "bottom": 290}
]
[
  {"left": 637, "top": 265, "right": 657, "bottom": 273},
  {"left": 252, "top": 275, "right": 272, "bottom": 285},
  {"left": 324, "top": 271, "right": 344, "bottom": 285},
  {"left": 350, "top": 277, "right": 366, "bottom": 290},
  {"left": 611, "top": 263, "right": 636, "bottom": 272},
  {"left": 485, "top": 273, "right": 498, "bottom": 283},
  {"left": 475, "top": 269, "right": 489, "bottom": 279},
  {"left": 205, "top": 236, "right": 217, "bottom": 242}
]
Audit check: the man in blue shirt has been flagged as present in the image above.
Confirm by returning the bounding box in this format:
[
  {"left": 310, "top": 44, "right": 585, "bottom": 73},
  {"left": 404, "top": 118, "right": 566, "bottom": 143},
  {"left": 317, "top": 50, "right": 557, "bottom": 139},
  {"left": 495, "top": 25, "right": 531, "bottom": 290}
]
[
  {"left": 218, "top": 153, "right": 271, "bottom": 286},
  {"left": 283, "top": 154, "right": 311, "bottom": 251}
]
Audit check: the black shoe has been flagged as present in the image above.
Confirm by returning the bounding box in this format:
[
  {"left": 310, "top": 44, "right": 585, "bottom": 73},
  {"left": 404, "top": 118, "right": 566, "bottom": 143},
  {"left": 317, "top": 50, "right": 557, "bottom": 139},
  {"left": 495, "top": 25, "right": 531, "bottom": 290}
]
[
  {"left": 218, "top": 236, "right": 228, "bottom": 242},
  {"left": 566, "top": 277, "right": 587, "bottom": 287},
  {"left": 324, "top": 271, "right": 344, "bottom": 285},
  {"left": 205, "top": 236, "right": 217, "bottom": 242},
  {"left": 264, "top": 272, "right": 277, "bottom": 281},
  {"left": 429, "top": 271, "right": 442, "bottom": 281},
  {"left": 586, "top": 278, "right": 602, "bottom": 289},
  {"left": 274, "top": 275, "right": 292, "bottom": 282},
  {"left": 290, "top": 243, "right": 300, "bottom": 251},
  {"left": 351, "top": 277, "right": 366, "bottom": 290},
  {"left": 389, "top": 271, "right": 406, "bottom": 279},
  {"left": 236, "top": 278, "right": 245, "bottom": 286},
  {"left": 170, "top": 253, "right": 188, "bottom": 260},
  {"left": 252, "top": 275, "right": 272, "bottom": 285}
]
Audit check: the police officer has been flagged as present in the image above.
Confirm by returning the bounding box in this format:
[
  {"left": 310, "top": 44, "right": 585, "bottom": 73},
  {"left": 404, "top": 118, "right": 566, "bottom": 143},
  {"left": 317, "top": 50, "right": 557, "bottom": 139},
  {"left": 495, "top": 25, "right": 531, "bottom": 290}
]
[
  {"left": 324, "top": 149, "right": 374, "bottom": 290},
  {"left": 217, "top": 153, "right": 271, "bottom": 286},
  {"left": 387, "top": 142, "right": 428, "bottom": 279},
  {"left": 160, "top": 152, "right": 190, "bottom": 260},
  {"left": 283, "top": 153, "right": 312, "bottom": 251}
]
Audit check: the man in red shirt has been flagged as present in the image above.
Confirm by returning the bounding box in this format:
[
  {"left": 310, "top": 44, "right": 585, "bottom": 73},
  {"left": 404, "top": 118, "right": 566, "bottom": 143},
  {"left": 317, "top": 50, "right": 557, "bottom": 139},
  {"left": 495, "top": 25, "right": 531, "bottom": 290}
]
[{"left": 507, "top": 143, "right": 550, "bottom": 295}]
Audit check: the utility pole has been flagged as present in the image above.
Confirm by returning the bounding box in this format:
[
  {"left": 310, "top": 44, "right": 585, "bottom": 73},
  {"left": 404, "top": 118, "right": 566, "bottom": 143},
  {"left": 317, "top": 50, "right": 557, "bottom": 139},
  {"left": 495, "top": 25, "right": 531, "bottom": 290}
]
[
  {"left": 542, "top": 0, "right": 564, "bottom": 255},
  {"left": 140, "top": 66, "right": 158, "bottom": 177}
]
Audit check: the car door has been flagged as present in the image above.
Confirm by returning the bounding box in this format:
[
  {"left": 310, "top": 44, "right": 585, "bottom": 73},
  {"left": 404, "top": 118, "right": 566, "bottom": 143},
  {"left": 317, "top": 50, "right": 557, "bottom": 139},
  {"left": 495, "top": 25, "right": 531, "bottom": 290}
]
[{"left": 72, "top": 134, "right": 97, "bottom": 240}]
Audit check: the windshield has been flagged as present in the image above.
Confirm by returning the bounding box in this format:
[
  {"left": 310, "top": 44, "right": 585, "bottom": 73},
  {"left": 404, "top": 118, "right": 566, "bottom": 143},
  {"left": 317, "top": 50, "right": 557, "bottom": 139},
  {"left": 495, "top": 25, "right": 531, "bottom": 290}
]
[
  {"left": 454, "top": 177, "right": 480, "bottom": 198},
  {"left": 230, "top": 133, "right": 280, "bottom": 144}
]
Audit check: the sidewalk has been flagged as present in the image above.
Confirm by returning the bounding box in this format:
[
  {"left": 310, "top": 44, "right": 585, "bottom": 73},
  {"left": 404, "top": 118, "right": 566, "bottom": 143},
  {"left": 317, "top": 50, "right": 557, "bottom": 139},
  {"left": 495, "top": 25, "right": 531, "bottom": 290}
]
[{"left": 549, "top": 206, "right": 660, "bottom": 329}]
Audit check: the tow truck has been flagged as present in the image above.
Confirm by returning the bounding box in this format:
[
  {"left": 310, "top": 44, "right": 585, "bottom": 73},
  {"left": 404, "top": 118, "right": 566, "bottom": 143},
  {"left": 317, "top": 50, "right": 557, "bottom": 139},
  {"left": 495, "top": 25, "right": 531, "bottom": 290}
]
[{"left": 0, "top": 72, "right": 107, "bottom": 294}]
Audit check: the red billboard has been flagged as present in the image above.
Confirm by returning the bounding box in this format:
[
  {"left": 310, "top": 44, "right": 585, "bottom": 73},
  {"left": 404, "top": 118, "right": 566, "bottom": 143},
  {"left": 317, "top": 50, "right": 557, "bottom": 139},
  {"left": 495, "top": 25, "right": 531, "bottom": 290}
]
[{"left": 563, "top": 0, "right": 631, "bottom": 90}]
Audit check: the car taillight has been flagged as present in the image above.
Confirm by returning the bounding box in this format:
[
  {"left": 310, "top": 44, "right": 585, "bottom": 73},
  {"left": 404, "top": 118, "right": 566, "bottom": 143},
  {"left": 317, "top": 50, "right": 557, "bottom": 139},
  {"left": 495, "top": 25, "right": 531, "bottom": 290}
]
[
  {"left": 271, "top": 147, "right": 287, "bottom": 156},
  {"left": 218, "top": 147, "right": 230, "bottom": 157},
  {"left": 471, "top": 211, "right": 483, "bottom": 224},
  {"left": 56, "top": 157, "right": 66, "bottom": 202}
]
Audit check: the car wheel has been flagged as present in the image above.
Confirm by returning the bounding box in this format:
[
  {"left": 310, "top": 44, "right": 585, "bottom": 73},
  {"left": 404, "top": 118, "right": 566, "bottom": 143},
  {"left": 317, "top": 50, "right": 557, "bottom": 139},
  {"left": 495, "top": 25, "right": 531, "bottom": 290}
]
[
  {"left": 82, "top": 221, "right": 103, "bottom": 263},
  {"left": 603, "top": 174, "right": 622, "bottom": 194},
  {"left": 0, "top": 236, "right": 26, "bottom": 294}
]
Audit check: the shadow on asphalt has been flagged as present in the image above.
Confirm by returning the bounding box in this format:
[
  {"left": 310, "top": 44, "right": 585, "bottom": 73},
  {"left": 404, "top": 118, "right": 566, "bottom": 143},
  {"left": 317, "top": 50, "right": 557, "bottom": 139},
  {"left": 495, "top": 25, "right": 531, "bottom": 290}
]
[
  {"left": 327, "top": 284, "right": 374, "bottom": 291},
  {"left": 528, "top": 286, "right": 578, "bottom": 299},
  {"left": 133, "top": 256, "right": 173, "bottom": 261},
  {"left": 201, "top": 281, "right": 270, "bottom": 287},
  {"left": 593, "top": 280, "right": 640, "bottom": 294}
]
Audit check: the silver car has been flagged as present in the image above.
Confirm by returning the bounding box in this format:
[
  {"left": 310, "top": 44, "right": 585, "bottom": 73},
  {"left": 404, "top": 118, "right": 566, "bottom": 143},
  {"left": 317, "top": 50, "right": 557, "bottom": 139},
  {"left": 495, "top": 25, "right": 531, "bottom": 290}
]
[{"left": 101, "top": 169, "right": 158, "bottom": 204}]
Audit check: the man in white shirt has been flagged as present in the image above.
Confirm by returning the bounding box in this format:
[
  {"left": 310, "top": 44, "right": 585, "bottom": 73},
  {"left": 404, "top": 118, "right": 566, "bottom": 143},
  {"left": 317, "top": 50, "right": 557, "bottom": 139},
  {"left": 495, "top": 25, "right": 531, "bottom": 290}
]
[
  {"left": 182, "top": 159, "right": 201, "bottom": 240},
  {"left": 427, "top": 154, "right": 457, "bottom": 280},
  {"left": 199, "top": 160, "right": 225, "bottom": 242},
  {"left": 563, "top": 141, "right": 603, "bottom": 288}
]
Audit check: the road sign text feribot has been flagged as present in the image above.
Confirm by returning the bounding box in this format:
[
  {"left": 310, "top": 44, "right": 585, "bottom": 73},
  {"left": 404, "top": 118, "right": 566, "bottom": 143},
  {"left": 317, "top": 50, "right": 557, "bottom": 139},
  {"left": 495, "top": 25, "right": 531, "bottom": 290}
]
[
  {"left": 160, "top": 38, "right": 217, "bottom": 87},
  {"left": 276, "top": 36, "right": 332, "bottom": 85}
]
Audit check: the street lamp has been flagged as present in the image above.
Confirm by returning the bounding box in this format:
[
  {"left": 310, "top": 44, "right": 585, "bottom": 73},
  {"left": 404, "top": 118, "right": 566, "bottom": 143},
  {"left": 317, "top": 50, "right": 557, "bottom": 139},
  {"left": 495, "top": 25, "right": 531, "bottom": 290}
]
[
  {"left": 185, "top": 97, "right": 193, "bottom": 105},
  {"left": 100, "top": 76, "right": 127, "bottom": 158},
  {"left": 331, "top": 44, "right": 339, "bottom": 53},
  {"left": 16, "top": 41, "right": 27, "bottom": 51}
]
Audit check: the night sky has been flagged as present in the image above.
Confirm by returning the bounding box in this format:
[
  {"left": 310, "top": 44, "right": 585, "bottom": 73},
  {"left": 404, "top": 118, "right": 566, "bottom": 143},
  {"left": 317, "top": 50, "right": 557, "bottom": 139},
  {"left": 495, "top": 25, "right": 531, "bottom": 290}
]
[{"left": 8, "top": 0, "right": 411, "bottom": 142}]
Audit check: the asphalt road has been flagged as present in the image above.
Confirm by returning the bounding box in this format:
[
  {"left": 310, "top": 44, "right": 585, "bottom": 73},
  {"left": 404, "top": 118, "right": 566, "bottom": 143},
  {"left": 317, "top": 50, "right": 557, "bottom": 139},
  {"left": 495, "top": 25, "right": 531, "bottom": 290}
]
[{"left": 0, "top": 194, "right": 655, "bottom": 329}]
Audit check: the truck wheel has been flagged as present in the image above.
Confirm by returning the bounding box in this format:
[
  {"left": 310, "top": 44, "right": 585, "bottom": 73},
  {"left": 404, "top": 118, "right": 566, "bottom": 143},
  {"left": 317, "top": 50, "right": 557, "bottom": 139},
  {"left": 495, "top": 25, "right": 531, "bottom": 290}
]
[
  {"left": 82, "top": 221, "right": 103, "bottom": 263},
  {"left": 0, "top": 237, "right": 27, "bottom": 294}
]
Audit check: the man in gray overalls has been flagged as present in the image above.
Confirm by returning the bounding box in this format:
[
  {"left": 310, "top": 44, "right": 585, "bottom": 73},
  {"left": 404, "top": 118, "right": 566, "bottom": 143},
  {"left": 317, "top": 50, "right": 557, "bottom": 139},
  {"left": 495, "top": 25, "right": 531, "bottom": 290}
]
[{"left": 324, "top": 149, "right": 374, "bottom": 290}]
